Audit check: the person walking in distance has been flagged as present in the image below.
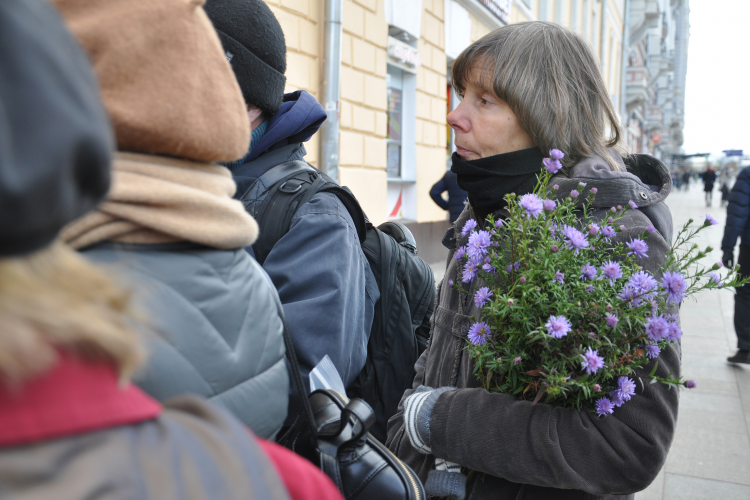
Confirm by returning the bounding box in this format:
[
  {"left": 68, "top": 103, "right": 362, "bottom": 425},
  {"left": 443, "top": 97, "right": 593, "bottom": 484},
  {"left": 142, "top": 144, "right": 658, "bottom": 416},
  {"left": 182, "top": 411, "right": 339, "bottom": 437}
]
[
  {"left": 703, "top": 166, "right": 717, "bottom": 207},
  {"left": 722, "top": 166, "right": 750, "bottom": 364},
  {"left": 430, "top": 169, "right": 468, "bottom": 223}
]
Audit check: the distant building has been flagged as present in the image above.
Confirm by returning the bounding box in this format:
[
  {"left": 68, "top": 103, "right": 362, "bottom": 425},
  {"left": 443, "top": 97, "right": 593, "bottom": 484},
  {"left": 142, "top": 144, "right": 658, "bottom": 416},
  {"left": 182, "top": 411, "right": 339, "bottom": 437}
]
[{"left": 623, "top": 0, "right": 690, "bottom": 164}]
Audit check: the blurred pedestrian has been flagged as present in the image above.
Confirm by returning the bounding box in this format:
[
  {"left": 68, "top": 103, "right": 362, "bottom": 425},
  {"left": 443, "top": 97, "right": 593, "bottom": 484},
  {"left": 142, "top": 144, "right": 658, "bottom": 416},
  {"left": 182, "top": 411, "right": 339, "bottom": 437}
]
[
  {"left": 721, "top": 167, "right": 750, "bottom": 364},
  {"left": 429, "top": 169, "right": 468, "bottom": 223},
  {"left": 719, "top": 166, "right": 732, "bottom": 207},
  {"left": 702, "top": 166, "right": 716, "bottom": 206},
  {"left": 0, "top": 2, "right": 343, "bottom": 499},
  {"left": 204, "top": 0, "right": 378, "bottom": 425},
  {"left": 53, "top": 0, "right": 290, "bottom": 439},
  {"left": 681, "top": 170, "right": 692, "bottom": 191}
]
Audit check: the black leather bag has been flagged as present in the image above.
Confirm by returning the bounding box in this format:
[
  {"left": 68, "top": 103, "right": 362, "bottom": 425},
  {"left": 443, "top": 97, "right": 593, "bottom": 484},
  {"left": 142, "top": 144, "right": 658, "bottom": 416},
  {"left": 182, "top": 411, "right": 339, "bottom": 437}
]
[{"left": 277, "top": 308, "right": 424, "bottom": 500}]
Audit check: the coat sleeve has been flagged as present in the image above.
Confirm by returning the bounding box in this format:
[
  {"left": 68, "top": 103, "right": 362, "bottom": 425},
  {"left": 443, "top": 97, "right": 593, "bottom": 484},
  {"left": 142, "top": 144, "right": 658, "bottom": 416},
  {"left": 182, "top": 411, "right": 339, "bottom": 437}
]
[
  {"left": 261, "top": 192, "right": 377, "bottom": 387},
  {"left": 430, "top": 176, "right": 450, "bottom": 210},
  {"left": 722, "top": 171, "right": 750, "bottom": 252},
  {"left": 425, "top": 224, "right": 679, "bottom": 495}
]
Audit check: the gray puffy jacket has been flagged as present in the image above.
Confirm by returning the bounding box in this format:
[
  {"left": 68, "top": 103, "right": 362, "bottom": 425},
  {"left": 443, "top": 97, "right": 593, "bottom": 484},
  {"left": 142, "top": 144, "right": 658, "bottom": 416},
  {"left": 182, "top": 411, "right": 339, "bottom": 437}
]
[{"left": 84, "top": 242, "right": 289, "bottom": 439}]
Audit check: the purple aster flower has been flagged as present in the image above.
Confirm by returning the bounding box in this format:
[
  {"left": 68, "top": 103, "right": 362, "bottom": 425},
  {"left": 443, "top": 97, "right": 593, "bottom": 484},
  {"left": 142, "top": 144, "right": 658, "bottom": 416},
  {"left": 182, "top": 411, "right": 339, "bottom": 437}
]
[
  {"left": 506, "top": 261, "right": 520, "bottom": 272},
  {"left": 543, "top": 158, "right": 562, "bottom": 174},
  {"left": 661, "top": 271, "right": 687, "bottom": 304},
  {"left": 614, "top": 377, "right": 636, "bottom": 404},
  {"left": 545, "top": 315, "right": 572, "bottom": 338},
  {"left": 628, "top": 200, "right": 638, "bottom": 210},
  {"left": 474, "top": 287, "right": 493, "bottom": 308},
  {"left": 454, "top": 246, "right": 466, "bottom": 261},
  {"left": 482, "top": 263, "right": 495, "bottom": 273},
  {"left": 620, "top": 271, "right": 658, "bottom": 307},
  {"left": 467, "top": 321, "right": 491, "bottom": 345},
  {"left": 588, "top": 223, "right": 600, "bottom": 236},
  {"left": 645, "top": 343, "right": 661, "bottom": 359},
  {"left": 462, "top": 261, "right": 479, "bottom": 283},
  {"left": 601, "top": 225, "right": 616, "bottom": 239},
  {"left": 585, "top": 285, "right": 595, "bottom": 292},
  {"left": 645, "top": 315, "right": 670, "bottom": 341},
  {"left": 553, "top": 270, "right": 565, "bottom": 284},
  {"left": 666, "top": 321, "right": 682, "bottom": 341},
  {"left": 626, "top": 239, "right": 649, "bottom": 259},
  {"left": 562, "top": 225, "right": 589, "bottom": 253},
  {"left": 580, "top": 347, "right": 605, "bottom": 375},
  {"left": 686, "top": 380, "right": 697, "bottom": 389},
  {"left": 595, "top": 397, "right": 615, "bottom": 416},
  {"left": 467, "top": 230, "right": 492, "bottom": 260},
  {"left": 448, "top": 279, "right": 454, "bottom": 287},
  {"left": 599, "top": 260, "right": 623, "bottom": 285},
  {"left": 549, "top": 149, "right": 564, "bottom": 160},
  {"left": 709, "top": 272, "right": 722, "bottom": 285},
  {"left": 462, "top": 219, "right": 477, "bottom": 236},
  {"left": 646, "top": 225, "right": 656, "bottom": 234},
  {"left": 580, "top": 263, "right": 597, "bottom": 281},
  {"left": 610, "top": 391, "right": 624, "bottom": 407},
  {"left": 514, "top": 356, "right": 522, "bottom": 364},
  {"left": 519, "top": 193, "right": 544, "bottom": 218},
  {"left": 570, "top": 189, "right": 580, "bottom": 198},
  {"left": 606, "top": 314, "right": 619, "bottom": 327},
  {"left": 544, "top": 199, "right": 557, "bottom": 211},
  {"left": 705, "top": 214, "right": 718, "bottom": 226},
  {"left": 591, "top": 187, "right": 598, "bottom": 194},
  {"left": 495, "top": 219, "right": 503, "bottom": 228}
]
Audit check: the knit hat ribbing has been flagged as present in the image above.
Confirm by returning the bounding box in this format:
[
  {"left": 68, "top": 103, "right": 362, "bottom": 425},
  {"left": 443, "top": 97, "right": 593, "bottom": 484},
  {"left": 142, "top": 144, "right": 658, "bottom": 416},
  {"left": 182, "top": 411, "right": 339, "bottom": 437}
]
[{"left": 204, "top": 0, "right": 287, "bottom": 116}]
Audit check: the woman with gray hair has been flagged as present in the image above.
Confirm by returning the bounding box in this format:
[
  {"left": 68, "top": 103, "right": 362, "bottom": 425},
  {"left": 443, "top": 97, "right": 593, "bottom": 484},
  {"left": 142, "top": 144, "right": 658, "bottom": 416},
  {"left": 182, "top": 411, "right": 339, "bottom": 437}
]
[{"left": 386, "top": 22, "right": 678, "bottom": 500}]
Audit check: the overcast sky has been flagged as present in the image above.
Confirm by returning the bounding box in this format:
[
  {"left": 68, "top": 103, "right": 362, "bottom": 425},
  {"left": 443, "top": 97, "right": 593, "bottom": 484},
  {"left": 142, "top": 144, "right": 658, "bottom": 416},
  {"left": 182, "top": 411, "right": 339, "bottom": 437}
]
[{"left": 682, "top": 0, "right": 750, "bottom": 159}]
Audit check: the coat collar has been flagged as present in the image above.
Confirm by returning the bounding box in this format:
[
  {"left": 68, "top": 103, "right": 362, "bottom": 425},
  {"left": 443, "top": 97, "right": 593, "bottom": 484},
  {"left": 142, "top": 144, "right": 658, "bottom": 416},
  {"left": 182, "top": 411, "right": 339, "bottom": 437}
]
[{"left": 0, "top": 351, "right": 161, "bottom": 448}]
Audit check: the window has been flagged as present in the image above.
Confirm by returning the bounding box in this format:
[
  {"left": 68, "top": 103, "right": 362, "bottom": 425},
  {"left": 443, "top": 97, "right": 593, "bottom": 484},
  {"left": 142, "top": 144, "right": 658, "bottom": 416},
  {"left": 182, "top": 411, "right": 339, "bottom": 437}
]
[{"left": 386, "top": 65, "right": 404, "bottom": 179}]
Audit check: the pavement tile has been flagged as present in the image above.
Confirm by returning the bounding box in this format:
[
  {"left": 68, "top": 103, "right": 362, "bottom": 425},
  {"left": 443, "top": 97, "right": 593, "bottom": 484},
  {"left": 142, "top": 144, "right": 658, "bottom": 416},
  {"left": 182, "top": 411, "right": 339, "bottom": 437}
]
[
  {"left": 660, "top": 473, "right": 750, "bottom": 500},
  {"left": 664, "top": 425, "right": 750, "bottom": 485},
  {"left": 636, "top": 467, "right": 665, "bottom": 500},
  {"left": 675, "top": 406, "right": 747, "bottom": 433}
]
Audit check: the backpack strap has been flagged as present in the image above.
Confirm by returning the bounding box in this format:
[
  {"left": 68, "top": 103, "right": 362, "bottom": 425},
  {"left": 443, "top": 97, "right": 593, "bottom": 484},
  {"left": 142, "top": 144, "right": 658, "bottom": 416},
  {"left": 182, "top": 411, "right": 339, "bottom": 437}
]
[{"left": 238, "top": 160, "right": 367, "bottom": 266}]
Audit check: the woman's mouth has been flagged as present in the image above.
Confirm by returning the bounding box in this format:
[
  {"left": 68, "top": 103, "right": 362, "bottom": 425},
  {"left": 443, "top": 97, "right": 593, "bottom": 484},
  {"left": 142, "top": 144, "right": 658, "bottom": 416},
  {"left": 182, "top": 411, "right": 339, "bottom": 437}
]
[{"left": 456, "top": 145, "right": 477, "bottom": 157}]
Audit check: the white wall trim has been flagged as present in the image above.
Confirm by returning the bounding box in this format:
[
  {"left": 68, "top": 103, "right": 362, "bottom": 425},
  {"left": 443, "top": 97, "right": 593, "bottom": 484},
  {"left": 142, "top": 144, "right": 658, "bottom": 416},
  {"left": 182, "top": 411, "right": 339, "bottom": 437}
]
[
  {"left": 454, "top": 0, "right": 507, "bottom": 30},
  {"left": 513, "top": 0, "right": 535, "bottom": 21}
]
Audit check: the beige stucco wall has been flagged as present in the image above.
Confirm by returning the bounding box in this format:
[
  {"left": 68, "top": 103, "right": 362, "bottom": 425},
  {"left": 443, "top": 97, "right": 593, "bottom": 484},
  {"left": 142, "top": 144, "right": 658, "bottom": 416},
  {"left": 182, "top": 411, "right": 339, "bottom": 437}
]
[{"left": 264, "top": 0, "right": 322, "bottom": 167}]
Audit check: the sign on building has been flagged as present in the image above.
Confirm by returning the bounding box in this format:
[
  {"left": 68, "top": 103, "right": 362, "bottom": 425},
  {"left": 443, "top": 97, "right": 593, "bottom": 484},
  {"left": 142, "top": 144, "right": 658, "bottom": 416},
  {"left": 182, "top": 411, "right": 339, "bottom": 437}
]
[{"left": 480, "top": 0, "right": 511, "bottom": 24}]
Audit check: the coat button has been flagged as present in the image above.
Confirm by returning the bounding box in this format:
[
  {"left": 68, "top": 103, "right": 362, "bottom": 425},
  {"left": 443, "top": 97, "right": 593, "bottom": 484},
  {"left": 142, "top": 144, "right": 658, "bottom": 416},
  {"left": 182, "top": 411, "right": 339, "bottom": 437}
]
[{"left": 639, "top": 192, "right": 647, "bottom": 200}]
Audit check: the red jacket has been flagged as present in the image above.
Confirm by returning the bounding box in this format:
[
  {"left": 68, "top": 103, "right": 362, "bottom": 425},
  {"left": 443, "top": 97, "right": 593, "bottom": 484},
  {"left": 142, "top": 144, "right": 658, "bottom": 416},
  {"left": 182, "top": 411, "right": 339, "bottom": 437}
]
[{"left": 0, "top": 351, "right": 343, "bottom": 500}]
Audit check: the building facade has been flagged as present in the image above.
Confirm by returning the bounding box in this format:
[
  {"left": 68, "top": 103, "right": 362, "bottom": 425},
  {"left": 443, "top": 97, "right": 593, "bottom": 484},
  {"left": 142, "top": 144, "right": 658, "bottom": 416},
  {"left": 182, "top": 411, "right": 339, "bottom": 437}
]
[
  {"left": 623, "top": 0, "right": 690, "bottom": 164},
  {"left": 263, "top": 0, "right": 628, "bottom": 261}
]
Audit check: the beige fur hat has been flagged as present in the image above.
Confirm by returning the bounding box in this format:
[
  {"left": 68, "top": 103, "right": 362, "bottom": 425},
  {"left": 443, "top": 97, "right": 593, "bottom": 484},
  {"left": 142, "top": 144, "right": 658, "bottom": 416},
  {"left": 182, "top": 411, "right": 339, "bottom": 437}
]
[{"left": 51, "top": 0, "right": 250, "bottom": 162}]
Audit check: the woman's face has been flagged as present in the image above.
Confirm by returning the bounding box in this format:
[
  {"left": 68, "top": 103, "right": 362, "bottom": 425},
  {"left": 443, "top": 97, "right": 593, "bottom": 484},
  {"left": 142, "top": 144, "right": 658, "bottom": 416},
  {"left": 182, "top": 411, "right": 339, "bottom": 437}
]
[{"left": 447, "top": 79, "right": 535, "bottom": 160}]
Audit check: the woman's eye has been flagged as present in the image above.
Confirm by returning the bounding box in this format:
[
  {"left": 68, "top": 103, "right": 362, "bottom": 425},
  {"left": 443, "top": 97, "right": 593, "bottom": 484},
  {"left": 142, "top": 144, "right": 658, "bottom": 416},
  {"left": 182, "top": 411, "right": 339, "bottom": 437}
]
[{"left": 479, "top": 98, "right": 490, "bottom": 106}]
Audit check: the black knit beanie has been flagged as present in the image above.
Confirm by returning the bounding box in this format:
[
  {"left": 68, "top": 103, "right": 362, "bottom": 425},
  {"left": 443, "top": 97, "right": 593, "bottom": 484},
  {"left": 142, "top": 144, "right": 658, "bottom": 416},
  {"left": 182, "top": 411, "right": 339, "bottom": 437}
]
[{"left": 204, "top": 0, "right": 287, "bottom": 116}]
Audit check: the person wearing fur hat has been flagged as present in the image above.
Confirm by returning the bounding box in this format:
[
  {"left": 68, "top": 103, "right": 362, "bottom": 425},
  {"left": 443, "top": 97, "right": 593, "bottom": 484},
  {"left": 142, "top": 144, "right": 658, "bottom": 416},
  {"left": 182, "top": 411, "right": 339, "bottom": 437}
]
[
  {"left": 204, "top": 0, "right": 378, "bottom": 422},
  {"left": 0, "top": 1, "right": 344, "bottom": 499},
  {"left": 50, "top": 0, "right": 290, "bottom": 441}
]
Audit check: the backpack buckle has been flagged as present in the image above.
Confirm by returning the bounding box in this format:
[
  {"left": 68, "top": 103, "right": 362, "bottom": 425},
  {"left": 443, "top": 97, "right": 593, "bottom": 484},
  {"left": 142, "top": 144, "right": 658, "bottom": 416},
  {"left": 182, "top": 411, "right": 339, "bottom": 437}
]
[{"left": 279, "top": 180, "right": 303, "bottom": 193}]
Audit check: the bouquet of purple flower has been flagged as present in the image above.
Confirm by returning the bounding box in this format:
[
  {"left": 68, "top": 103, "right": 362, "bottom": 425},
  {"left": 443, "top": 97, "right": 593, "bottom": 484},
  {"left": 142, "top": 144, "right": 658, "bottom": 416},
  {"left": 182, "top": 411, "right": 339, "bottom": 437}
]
[{"left": 456, "top": 150, "right": 747, "bottom": 416}]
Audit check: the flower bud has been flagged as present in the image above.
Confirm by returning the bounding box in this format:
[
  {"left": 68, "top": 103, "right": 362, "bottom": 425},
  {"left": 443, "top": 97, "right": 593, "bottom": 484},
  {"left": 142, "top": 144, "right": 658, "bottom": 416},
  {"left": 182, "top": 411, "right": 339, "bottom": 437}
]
[
  {"left": 551, "top": 244, "right": 559, "bottom": 252},
  {"left": 496, "top": 357, "right": 502, "bottom": 363},
  {"left": 448, "top": 279, "right": 454, "bottom": 287},
  {"left": 610, "top": 207, "right": 616, "bottom": 213},
  {"left": 570, "top": 189, "right": 580, "bottom": 198},
  {"left": 507, "top": 298, "right": 514, "bottom": 306},
  {"left": 593, "top": 384, "right": 601, "bottom": 392},
  {"left": 607, "top": 217, "right": 614, "bottom": 223},
  {"left": 519, "top": 277, "right": 526, "bottom": 283},
  {"left": 617, "top": 205, "right": 623, "bottom": 211},
  {"left": 513, "top": 356, "right": 522, "bottom": 364},
  {"left": 591, "top": 187, "right": 598, "bottom": 194},
  {"left": 553, "top": 184, "right": 559, "bottom": 191},
  {"left": 605, "top": 304, "right": 613, "bottom": 312},
  {"left": 588, "top": 332, "right": 596, "bottom": 339},
  {"left": 620, "top": 225, "right": 626, "bottom": 231},
  {"left": 686, "top": 380, "right": 697, "bottom": 389}
]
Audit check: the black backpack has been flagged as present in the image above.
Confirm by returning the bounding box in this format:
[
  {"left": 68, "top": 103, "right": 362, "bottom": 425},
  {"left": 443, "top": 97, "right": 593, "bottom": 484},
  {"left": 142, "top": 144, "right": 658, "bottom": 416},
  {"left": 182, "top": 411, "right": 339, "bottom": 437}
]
[{"left": 238, "top": 160, "right": 435, "bottom": 442}]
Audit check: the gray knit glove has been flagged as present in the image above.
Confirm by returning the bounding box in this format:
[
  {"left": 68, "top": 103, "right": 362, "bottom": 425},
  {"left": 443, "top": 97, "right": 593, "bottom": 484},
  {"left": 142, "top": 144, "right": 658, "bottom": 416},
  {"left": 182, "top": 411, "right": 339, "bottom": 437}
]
[
  {"left": 403, "top": 385, "right": 453, "bottom": 454},
  {"left": 426, "top": 458, "right": 466, "bottom": 500}
]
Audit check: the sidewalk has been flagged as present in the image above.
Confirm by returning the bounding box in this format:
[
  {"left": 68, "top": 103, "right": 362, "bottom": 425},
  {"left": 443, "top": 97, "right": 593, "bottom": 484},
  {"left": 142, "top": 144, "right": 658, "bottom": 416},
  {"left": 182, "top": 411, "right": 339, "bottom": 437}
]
[
  {"left": 428, "top": 182, "right": 750, "bottom": 498},
  {"left": 637, "top": 182, "right": 750, "bottom": 499}
]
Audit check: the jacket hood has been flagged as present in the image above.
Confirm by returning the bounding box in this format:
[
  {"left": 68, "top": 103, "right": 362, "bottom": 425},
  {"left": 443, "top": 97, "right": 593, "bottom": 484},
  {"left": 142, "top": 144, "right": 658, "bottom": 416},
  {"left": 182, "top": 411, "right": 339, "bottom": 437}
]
[
  {"left": 243, "top": 90, "right": 326, "bottom": 163},
  {"left": 551, "top": 153, "right": 672, "bottom": 209}
]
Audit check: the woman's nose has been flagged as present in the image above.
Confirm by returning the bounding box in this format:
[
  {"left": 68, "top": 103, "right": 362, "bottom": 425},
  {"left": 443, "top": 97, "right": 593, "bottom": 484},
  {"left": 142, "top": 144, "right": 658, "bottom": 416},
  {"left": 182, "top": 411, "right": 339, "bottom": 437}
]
[{"left": 447, "top": 101, "right": 470, "bottom": 134}]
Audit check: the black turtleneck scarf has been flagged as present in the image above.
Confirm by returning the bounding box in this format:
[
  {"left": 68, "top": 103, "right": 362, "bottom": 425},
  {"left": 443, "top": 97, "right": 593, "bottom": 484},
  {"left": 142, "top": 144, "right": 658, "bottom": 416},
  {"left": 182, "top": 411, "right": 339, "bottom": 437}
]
[{"left": 450, "top": 147, "right": 545, "bottom": 223}]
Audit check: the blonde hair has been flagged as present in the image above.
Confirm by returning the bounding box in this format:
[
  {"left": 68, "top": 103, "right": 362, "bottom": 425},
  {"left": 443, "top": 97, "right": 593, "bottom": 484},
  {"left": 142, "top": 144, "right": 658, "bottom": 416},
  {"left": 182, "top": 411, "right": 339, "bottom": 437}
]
[
  {"left": 452, "top": 22, "right": 624, "bottom": 171},
  {"left": 0, "top": 242, "right": 143, "bottom": 384}
]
